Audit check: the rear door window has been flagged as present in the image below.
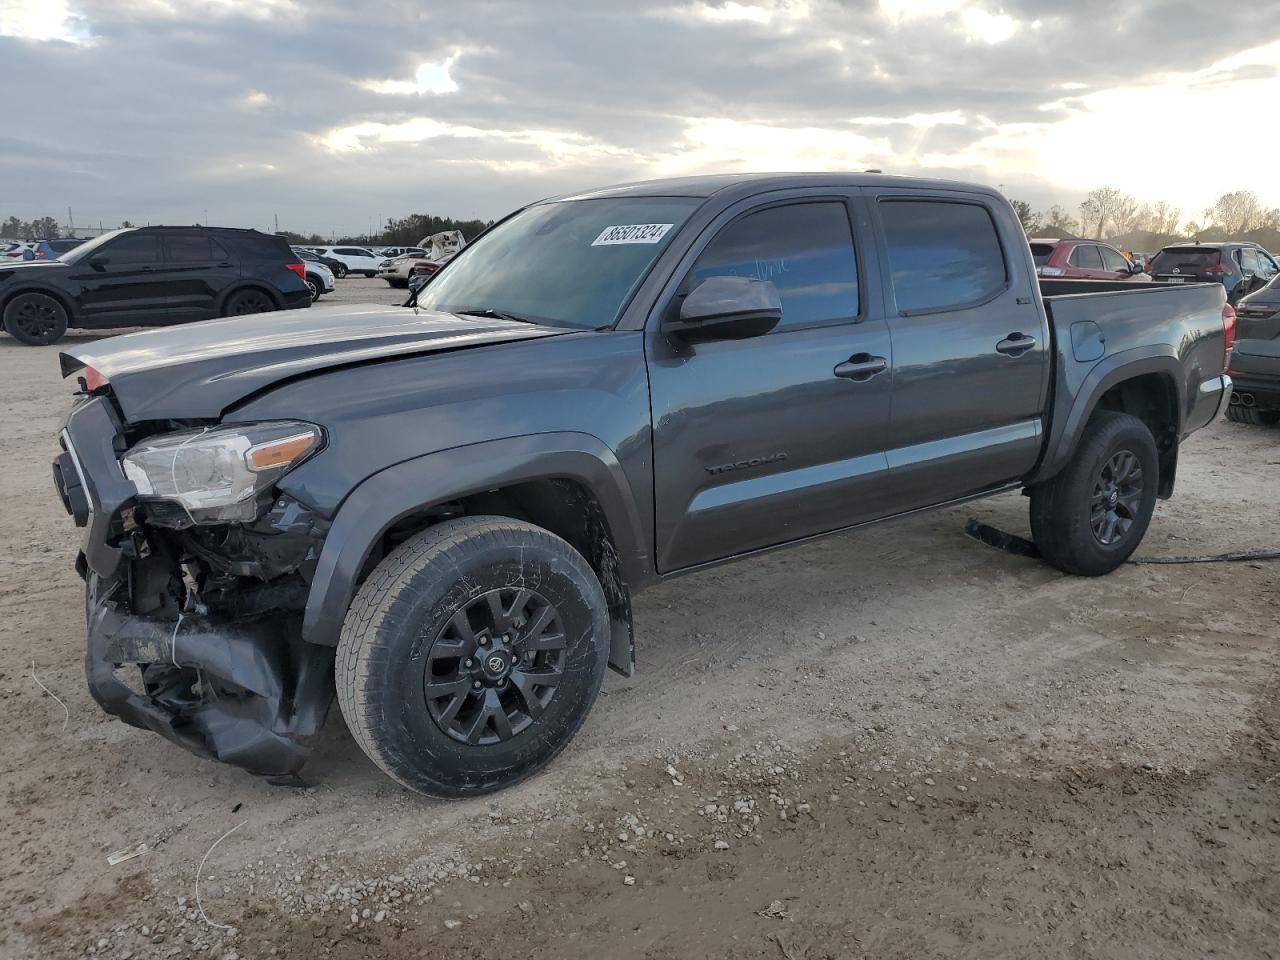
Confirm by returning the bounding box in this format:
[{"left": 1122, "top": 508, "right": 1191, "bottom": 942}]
[
  {"left": 879, "top": 200, "right": 1007, "bottom": 313},
  {"left": 687, "top": 201, "right": 859, "bottom": 331},
  {"left": 164, "top": 235, "right": 215, "bottom": 262},
  {"left": 1238, "top": 248, "right": 1261, "bottom": 274},
  {"left": 1151, "top": 247, "right": 1220, "bottom": 274},
  {"left": 1070, "top": 245, "right": 1103, "bottom": 270}
]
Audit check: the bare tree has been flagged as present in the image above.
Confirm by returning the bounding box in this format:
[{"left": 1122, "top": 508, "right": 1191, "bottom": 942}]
[
  {"left": 1145, "top": 201, "right": 1181, "bottom": 235},
  {"left": 1212, "top": 191, "right": 1263, "bottom": 233},
  {"left": 1078, "top": 187, "right": 1134, "bottom": 239},
  {"left": 1043, "top": 205, "right": 1079, "bottom": 236}
]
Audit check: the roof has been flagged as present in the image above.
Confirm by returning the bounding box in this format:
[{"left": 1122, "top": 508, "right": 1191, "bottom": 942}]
[{"left": 545, "top": 171, "right": 1005, "bottom": 203}]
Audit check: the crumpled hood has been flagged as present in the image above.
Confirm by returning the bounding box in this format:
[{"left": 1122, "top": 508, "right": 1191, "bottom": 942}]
[{"left": 60, "top": 302, "right": 566, "bottom": 421}]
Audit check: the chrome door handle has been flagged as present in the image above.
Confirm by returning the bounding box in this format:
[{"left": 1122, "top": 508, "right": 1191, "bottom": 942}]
[
  {"left": 834, "top": 354, "right": 888, "bottom": 381},
  {"left": 996, "top": 333, "right": 1036, "bottom": 356}
]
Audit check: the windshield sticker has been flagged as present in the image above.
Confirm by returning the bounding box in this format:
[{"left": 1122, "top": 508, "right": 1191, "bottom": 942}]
[{"left": 591, "top": 223, "right": 674, "bottom": 246}]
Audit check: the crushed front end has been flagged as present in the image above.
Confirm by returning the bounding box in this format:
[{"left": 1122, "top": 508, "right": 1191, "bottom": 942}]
[{"left": 54, "top": 393, "right": 336, "bottom": 782}]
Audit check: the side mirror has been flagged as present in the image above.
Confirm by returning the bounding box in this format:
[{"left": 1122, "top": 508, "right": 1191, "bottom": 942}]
[
  {"left": 89, "top": 254, "right": 110, "bottom": 269},
  {"left": 665, "top": 276, "right": 782, "bottom": 342},
  {"left": 1129, "top": 261, "right": 1143, "bottom": 274}
]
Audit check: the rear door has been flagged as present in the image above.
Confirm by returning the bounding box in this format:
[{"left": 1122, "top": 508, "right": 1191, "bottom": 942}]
[
  {"left": 159, "top": 233, "right": 237, "bottom": 320},
  {"left": 648, "top": 192, "right": 897, "bottom": 572},
  {"left": 1068, "top": 244, "right": 1107, "bottom": 279},
  {"left": 868, "top": 191, "right": 1050, "bottom": 509}
]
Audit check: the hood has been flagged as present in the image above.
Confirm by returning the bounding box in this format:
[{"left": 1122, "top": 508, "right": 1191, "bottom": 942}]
[
  {"left": 0, "top": 259, "right": 67, "bottom": 273},
  {"left": 60, "top": 302, "right": 567, "bottom": 421}
]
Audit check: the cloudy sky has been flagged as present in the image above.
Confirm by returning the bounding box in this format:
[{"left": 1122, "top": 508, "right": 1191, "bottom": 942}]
[{"left": 2, "top": 0, "right": 1278, "bottom": 237}]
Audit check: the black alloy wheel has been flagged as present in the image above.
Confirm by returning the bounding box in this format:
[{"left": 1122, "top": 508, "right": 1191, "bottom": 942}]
[
  {"left": 4, "top": 292, "right": 69, "bottom": 345},
  {"left": 423, "top": 587, "right": 566, "bottom": 745},
  {"left": 224, "top": 289, "right": 275, "bottom": 316},
  {"left": 1089, "top": 450, "right": 1143, "bottom": 545}
]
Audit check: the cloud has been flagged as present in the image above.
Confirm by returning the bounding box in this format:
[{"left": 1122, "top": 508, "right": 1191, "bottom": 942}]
[{"left": 0, "top": 0, "right": 1277, "bottom": 236}]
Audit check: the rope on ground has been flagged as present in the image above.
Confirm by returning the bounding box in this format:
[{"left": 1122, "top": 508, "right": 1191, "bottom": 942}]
[
  {"left": 1129, "top": 549, "right": 1280, "bottom": 565},
  {"left": 196, "top": 820, "right": 248, "bottom": 931},
  {"left": 30, "top": 659, "right": 70, "bottom": 731}
]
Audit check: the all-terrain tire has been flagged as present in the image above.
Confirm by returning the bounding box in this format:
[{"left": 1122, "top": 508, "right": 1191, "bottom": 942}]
[
  {"left": 336, "top": 516, "right": 611, "bottom": 797},
  {"left": 4, "top": 291, "right": 69, "bottom": 345},
  {"left": 1029, "top": 411, "right": 1159, "bottom": 576},
  {"left": 1226, "top": 404, "right": 1280, "bottom": 426}
]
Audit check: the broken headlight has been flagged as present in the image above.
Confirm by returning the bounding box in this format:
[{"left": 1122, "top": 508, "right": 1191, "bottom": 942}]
[{"left": 122, "top": 421, "right": 322, "bottom": 524}]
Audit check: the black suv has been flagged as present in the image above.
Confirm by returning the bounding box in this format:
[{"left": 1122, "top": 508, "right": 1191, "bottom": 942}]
[
  {"left": 1148, "top": 241, "right": 1280, "bottom": 305},
  {"left": 0, "top": 226, "right": 311, "bottom": 345}
]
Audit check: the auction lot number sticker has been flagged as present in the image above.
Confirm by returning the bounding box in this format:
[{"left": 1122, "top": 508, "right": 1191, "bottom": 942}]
[{"left": 592, "top": 223, "right": 674, "bottom": 246}]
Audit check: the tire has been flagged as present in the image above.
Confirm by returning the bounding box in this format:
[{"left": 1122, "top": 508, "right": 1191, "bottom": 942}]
[
  {"left": 304, "top": 274, "right": 321, "bottom": 302},
  {"left": 1226, "top": 403, "right": 1280, "bottom": 426},
  {"left": 335, "top": 263, "right": 348, "bottom": 279},
  {"left": 385, "top": 278, "right": 408, "bottom": 289},
  {"left": 363, "top": 270, "right": 377, "bottom": 278},
  {"left": 222, "top": 288, "right": 276, "bottom": 317},
  {"left": 336, "top": 516, "right": 611, "bottom": 797},
  {"left": 1029, "top": 411, "right": 1159, "bottom": 576},
  {"left": 3, "top": 291, "right": 68, "bottom": 345}
]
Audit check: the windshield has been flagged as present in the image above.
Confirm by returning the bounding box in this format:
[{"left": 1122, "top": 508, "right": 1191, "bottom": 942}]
[
  {"left": 59, "top": 229, "right": 129, "bottom": 264},
  {"left": 415, "top": 197, "right": 701, "bottom": 329},
  {"left": 1150, "top": 247, "right": 1221, "bottom": 274}
]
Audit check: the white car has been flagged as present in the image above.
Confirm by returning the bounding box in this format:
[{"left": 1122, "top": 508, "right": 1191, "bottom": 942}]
[
  {"left": 376, "top": 246, "right": 427, "bottom": 259},
  {"left": 311, "top": 245, "right": 384, "bottom": 277},
  {"left": 301, "top": 259, "right": 335, "bottom": 302}
]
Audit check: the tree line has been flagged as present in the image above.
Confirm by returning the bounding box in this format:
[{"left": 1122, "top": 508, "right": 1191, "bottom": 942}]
[
  {"left": 279, "top": 213, "right": 494, "bottom": 247},
  {"left": 1010, "top": 189, "right": 1280, "bottom": 252}
]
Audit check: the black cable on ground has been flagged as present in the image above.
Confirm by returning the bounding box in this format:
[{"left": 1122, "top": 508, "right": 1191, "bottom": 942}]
[{"left": 964, "top": 519, "right": 1280, "bottom": 566}]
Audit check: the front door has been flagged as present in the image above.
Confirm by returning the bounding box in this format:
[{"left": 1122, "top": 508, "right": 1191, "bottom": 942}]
[
  {"left": 648, "top": 195, "right": 896, "bottom": 572},
  {"left": 868, "top": 193, "right": 1050, "bottom": 509},
  {"left": 73, "top": 233, "right": 169, "bottom": 322}
]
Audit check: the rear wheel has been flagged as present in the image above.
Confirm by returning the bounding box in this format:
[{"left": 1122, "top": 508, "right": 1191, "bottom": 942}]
[
  {"left": 3, "top": 291, "right": 68, "bottom": 345},
  {"left": 1226, "top": 403, "right": 1280, "bottom": 426},
  {"left": 223, "top": 289, "right": 276, "bottom": 316},
  {"left": 334, "top": 263, "right": 348, "bottom": 279},
  {"left": 336, "top": 516, "right": 610, "bottom": 797},
  {"left": 1029, "top": 411, "right": 1158, "bottom": 576}
]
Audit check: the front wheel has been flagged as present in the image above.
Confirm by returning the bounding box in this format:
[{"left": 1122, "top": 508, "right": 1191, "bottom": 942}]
[
  {"left": 4, "top": 292, "right": 69, "bottom": 345},
  {"left": 304, "top": 275, "right": 321, "bottom": 302},
  {"left": 1029, "top": 411, "right": 1158, "bottom": 576},
  {"left": 335, "top": 263, "right": 348, "bottom": 278},
  {"left": 336, "top": 517, "right": 610, "bottom": 797}
]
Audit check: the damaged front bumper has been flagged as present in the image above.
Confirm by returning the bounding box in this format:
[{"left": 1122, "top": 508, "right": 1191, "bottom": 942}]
[
  {"left": 86, "top": 573, "right": 334, "bottom": 780},
  {"left": 57, "top": 396, "right": 336, "bottom": 782}
]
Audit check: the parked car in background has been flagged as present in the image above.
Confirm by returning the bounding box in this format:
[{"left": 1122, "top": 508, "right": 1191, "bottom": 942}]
[
  {"left": 375, "top": 246, "right": 427, "bottom": 259},
  {"left": 2, "top": 242, "right": 33, "bottom": 261},
  {"left": 378, "top": 231, "right": 468, "bottom": 287},
  {"left": 293, "top": 247, "right": 345, "bottom": 283},
  {"left": 311, "top": 245, "right": 383, "bottom": 277},
  {"left": 1148, "top": 241, "right": 1280, "bottom": 304},
  {"left": 30, "top": 238, "right": 87, "bottom": 260},
  {"left": 0, "top": 225, "right": 310, "bottom": 345},
  {"left": 52, "top": 172, "right": 1231, "bottom": 793},
  {"left": 300, "top": 258, "right": 334, "bottom": 302},
  {"left": 1031, "top": 239, "right": 1148, "bottom": 281}
]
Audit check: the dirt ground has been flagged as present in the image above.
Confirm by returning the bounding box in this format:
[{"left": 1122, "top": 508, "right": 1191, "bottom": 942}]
[{"left": 2, "top": 278, "right": 1277, "bottom": 960}]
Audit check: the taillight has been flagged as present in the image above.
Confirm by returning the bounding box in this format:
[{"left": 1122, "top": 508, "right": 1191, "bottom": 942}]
[
  {"left": 1204, "top": 264, "right": 1229, "bottom": 276},
  {"left": 82, "top": 365, "right": 109, "bottom": 392},
  {"left": 285, "top": 262, "right": 306, "bottom": 279},
  {"left": 1222, "top": 303, "right": 1236, "bottom": 373},
  {"left": 34, "top": 250, "right": 45, "bottom": 258}
]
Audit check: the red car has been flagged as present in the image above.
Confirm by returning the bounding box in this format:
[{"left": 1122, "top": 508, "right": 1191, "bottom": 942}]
[{"left": 1030, "top": 239, "right": 1149, "bottom": 282}]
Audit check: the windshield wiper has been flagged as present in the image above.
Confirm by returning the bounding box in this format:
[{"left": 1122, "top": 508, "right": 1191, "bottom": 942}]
[{"left": 456, "top": 307, "right": 545, "bottom": 326}]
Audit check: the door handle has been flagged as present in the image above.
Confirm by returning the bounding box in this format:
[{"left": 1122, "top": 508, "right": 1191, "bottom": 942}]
[
  {"left": 834, "top": 354, "right": 888, "bottom": 381},
  {"left": 996, "top": 333, "right": 1036, "bottom": 357}
]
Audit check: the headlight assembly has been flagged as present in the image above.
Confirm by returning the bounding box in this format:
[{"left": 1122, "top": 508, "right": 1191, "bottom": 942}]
[{"left": 122, "top": 421, "right": 322, "bottom": 524}]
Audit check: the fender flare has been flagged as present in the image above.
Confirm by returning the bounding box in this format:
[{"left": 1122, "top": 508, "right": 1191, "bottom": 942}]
[
  {"left": 1032, "top": 346, "right": 1185, "bottom": 484},
  {"left": 215, "top": 281, "right": 282, "bottom": 314},
  {"left": 300, "top": 432, "right": 651, "bottom": 651},
  {"left": 0, "top": 283, "right": 81, "bottom": 325}
]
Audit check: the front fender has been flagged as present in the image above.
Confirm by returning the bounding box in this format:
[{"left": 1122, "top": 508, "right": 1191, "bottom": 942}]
[{"left": 301, "top": 431, "right": 651, "bottom": 649}]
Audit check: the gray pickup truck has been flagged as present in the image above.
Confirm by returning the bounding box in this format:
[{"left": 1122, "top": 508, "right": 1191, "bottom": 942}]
[{"left": 53, "top": 173, "right": 1232, "bottom": 796}]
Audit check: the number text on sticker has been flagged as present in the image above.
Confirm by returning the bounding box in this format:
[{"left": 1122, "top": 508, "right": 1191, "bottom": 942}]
[{"left": 591, "top": 224, "right": 674, "bottom": 246}]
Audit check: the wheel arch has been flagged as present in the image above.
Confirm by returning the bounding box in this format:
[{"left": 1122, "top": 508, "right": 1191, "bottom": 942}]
[
  {"left": 1, "top": 284, "right": 80, "bottom": 326},
  {"left": 1033, "top": 350, "right": 1186, "bottom": 498},
  {"left": 216, "top": 282, "right": 282, "bottom": 315},
  {"left": 300, "top": 432, "right": 651, "bottom": 676}
]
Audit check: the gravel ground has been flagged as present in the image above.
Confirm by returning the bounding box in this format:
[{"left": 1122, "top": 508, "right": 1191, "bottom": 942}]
[{"left": 2, "top": 278, "right": 1278, "bottom": 959}]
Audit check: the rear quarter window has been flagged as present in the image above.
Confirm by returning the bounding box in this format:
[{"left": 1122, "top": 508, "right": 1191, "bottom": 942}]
[{"left": 879, "top": 199, "right": 1007, "bottom": 314}]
